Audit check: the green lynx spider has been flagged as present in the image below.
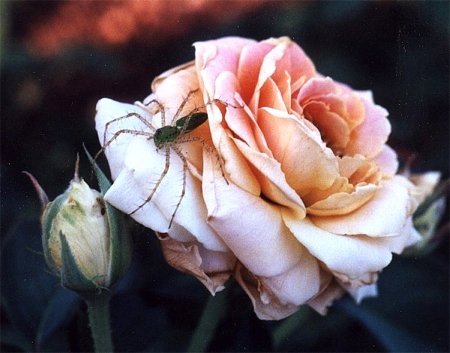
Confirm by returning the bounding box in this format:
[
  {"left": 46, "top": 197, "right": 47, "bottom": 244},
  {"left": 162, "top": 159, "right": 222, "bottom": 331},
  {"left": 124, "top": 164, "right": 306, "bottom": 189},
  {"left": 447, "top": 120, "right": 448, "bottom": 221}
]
[{"left": 98, "top": 89, "right": 227, "bottom": 228}]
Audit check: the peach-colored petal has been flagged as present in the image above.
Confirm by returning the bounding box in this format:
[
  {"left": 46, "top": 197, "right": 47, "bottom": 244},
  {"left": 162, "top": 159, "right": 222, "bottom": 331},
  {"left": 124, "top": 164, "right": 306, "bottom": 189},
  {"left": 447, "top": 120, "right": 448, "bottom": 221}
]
[
  {"left": 298, "top": 76, "right": 337, "bottom": 102},
  {"left": 258, "top": 250, "right": 321, "bottom": 306},
  {"left": 258, "top": 107, "right": 339, "bottom": 196},
  {"left": 239, "top": 248, "right": 323, "bottom": 319},
  {"left": 345, "top": 91, "right": 391, "bottom": 158},
  {"left": 262, "top": 37, "right": 316, "bottom": 92},
  {"left": 149, "top": 63, "right": 200, "bottom": 111},
  {"left": 206, "top": 104, "right": 261, "bottom": 196},
  {"left": 259, "top": 77, "right": 289, "bottom": 112},
  {"left": 282, "top": 214, "right": 396, "bottom": 281},
  {"left": 307, "top": 183, "right": 377, "bottom": 216},
  {"left": 194, "top": 36, "right": 256, "bottom": 100},
  {"left": 159, "top": 236, "right": 235, "bottom": 295},
  {"left": 249, "top": 37, "right": 315, "bottom": 113},
  {"left": 309, "top": 176, "right": 416, "bottom": 237},
  {"left": 234, "top": 264, "right": 298, "bottom": 320},
  {"left": 237, "top": 41, "right": 275, "bottom": 103},
  {"left": 372, "top": 145, "right": 399, "bottom": 177},
  {"left": 302, "top": 176, "right": 353, "bottom": 206},
  {"left": 202, "top": 149, "right": 305, "bottom": 278},
  {"left": 214, "top": 71, "right": 261, "bottom": 151},
  {"left": 307, "top": 278, "right": 344, "bottom": 315},
  {"left": 303, "top": 100, "right": 350, "bottom": 152},
  {"left": 338, "top": 155, "right": 366, "bottom": 179},
  {"left": 151, "top": 60, "right": 195, "bottom": 93},
  {"left": 232, "top": 137, "right": 306, "bottom": 219}
]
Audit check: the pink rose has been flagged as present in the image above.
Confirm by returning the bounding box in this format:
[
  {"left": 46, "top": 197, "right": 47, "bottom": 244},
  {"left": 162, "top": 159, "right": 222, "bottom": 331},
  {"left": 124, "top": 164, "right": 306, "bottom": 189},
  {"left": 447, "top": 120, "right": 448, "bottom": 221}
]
[{"left": 95, "top": 37, "right": 435, "bottom": 320}]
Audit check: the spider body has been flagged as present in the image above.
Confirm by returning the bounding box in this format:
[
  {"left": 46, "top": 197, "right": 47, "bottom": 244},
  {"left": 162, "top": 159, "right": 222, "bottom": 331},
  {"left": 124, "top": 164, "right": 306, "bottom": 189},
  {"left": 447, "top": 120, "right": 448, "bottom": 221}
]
[
  {"left": 154, "top": 112, "right": 208, "bottom": 148},
  {"left": 97, "top": 90, "right": 222, "bottom": 229}
]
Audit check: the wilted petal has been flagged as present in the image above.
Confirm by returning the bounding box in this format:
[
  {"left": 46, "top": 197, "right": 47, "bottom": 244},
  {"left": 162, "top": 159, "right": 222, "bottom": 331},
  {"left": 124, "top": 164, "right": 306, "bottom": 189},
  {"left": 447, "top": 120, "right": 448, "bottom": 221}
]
[
  {"left": 159, "top": 236, "right": 235, "bottom": 295},
  {"left": 307, "top": 278, "right": 344, "bottom": 315},
  {"left": 234, "top": 264, "right": 298, "bottom": 320},
  {"left": 345, "top": 283, "right": 378, "bottom": 303}
]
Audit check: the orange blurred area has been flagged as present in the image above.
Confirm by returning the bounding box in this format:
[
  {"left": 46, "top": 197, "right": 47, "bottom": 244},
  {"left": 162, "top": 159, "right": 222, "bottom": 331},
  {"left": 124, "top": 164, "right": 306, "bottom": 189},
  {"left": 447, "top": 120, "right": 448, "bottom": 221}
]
[{"left": 24, "top": 0, "right": 271, "bottom": 56}]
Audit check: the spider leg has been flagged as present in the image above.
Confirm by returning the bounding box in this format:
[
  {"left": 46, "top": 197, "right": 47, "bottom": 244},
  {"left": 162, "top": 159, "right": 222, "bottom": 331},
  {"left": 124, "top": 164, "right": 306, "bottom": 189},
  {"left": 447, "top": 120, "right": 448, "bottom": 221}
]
[
  {"left": 94, "top": 128, "right": 153, "bottom": 161},
  {"left": 176, "top": 136, "right": 229, "bottom": 185},
  {"left": 171, "top": 89, "right": 200, "bottom": 125},
  {"left": 102, "top": 112, "right": 154, "bottom": 146},
  {"left": 170, "top": 145, "right": 188, "bottom": 228},
  {"left": 129, "top": 144, "right": 171, "bottom": 217},
  {"left": 144, "top": 99, "right": 166, "bottom": 126}
]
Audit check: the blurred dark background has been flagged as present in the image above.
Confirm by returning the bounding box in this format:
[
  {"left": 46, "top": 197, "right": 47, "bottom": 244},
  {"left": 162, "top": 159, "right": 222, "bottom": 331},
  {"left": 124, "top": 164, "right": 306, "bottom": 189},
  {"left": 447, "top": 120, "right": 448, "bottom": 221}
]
[{"left": 1, "top": 1, "right": 449, "bottom": 352}]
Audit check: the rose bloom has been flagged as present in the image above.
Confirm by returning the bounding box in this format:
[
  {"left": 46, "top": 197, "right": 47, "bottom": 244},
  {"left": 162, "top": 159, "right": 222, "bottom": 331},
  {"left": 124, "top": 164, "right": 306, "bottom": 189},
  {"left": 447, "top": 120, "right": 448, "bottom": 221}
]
[{"left": 95, "top": 37, "right": 437, "bottom": 320}]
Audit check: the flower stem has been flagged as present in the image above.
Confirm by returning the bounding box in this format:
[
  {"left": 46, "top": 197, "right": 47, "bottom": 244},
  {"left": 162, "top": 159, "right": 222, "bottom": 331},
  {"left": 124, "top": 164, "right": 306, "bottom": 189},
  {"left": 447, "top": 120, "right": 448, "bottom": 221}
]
[
  {"left": 187, "top": 291, "right": 227, "bottom": 352},
  {"left": 84, "top": 292, "right": 113, "bottom": 352}
]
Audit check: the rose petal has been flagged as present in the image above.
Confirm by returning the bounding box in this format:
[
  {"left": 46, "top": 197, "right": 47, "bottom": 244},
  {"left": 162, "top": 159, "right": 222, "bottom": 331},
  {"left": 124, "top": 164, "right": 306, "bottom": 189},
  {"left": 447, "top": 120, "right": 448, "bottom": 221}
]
[
  {"left": 206, "top": 104, "right": 261, "bottom": 195},
  {"left": 307, "top": 183, "right": 378, "bottom": 216},
  {"left": 237, "top": 41, "right": 276, "bottom": 103},
  {"left": 302, "top": 100, "right": 350, "bottom": 152},
  {"left": 233, "top": 137, "right": 306, "bottom": 219},
  {"left": 95, "top": 98, "right": 151, "bottom": 180},
  {"left": 202, "top": 149, "right": 305, "bottom": 277},
  {"left": 194, "top": 36, "right": 256, "bottom": 100},
  {"left": 234, "top": 264, "right": 298, "bottom": 320},
  {"left": 345, "top": 91, "right": 391, "bottom": 158},
  {"left": 214, "top": 71, "right": 261, "bottom": 151},
  {"left": 372, "top": 145, "right": 399, "bottom": 177},
  {"left": 309, "top": 176, "right": 416, "bottom": 237},
  {"left": 307, "top": 278, "right": 344, "bottom": 315},
  {"left": 249, "top": 37, "right": 316, "bottom": 112},
  {"left": 159, "top": 236, "right": 235, "bottom": 295},
  {"left": 106, "top": 137, "right": 228, "bottom": 251},
  {"left": 258, "top": 107, "right": 340, "bottom": 196},
  {"left": 282, "top": 213, "right": 396, "bottom": 281}
]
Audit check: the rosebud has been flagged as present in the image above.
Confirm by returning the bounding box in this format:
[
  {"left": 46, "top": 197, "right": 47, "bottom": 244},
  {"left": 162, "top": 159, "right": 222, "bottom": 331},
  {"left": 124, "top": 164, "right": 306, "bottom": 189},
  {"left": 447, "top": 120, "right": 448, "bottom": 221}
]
[{"left": 25, "top": 155, "right": 131, "bottom": 293}]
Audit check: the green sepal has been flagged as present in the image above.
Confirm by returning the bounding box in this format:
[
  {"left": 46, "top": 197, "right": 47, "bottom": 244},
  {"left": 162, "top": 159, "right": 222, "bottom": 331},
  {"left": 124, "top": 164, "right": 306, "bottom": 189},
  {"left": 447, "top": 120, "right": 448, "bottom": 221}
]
[
  {"left": 41, "top": 194, "right": 67, "bottom": 272},
  {"left": 59, "top": 231, "right": 97, "bottom": 293},
  {"left": 84, "top": 145, "right": 132, "bottom": 285}
]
